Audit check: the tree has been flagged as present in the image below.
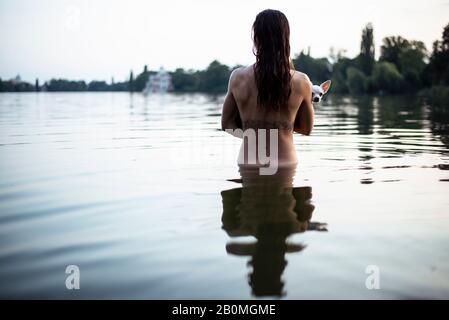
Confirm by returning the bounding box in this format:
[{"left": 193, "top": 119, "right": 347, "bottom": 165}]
[
  {"left": 87, "top": 81, "right": 109, "bottom": 91},
  {"left": 380, "top": 36, "right": 411, "bottom": 67},
  {"left": 46, "top": 79, "right": 87, "bottom": 91},
  {"left": 380, "top": 36, "right": 427, "bottom": 91},
  {"left": 357, "top": 23, "right": 375, "bottom": 75},
  {"left": 330, "top": 57, "right": 355, "bottom": 94},
  {"left": 346, "top": 67, "right": 368, "bottom": 94},
  {"left": 443, "top": 23, "right": 449, "bottom": 49},
  {"left": 398, "top": 41, "right": 427, "bottom": 91},
  {"left": 425, "top": 23, "right": 449, "bottom": 86},
  {"left": 293, "top": 51, "right": 332, "bottom": 83},
  {"left": 129, "top": 70, "right": 134, "bottom": 92},
  {"left": 372, "top": 62, "right": 404, "bottom": 94},
  {"left": 133, "top": 65, "right": 152, "bottom": 92},
  {"left": 197, "top": 60, "right": 230, "bottom": 94},
  {"left": 171, "top": 68, "right": 199, "bottom": 92}
]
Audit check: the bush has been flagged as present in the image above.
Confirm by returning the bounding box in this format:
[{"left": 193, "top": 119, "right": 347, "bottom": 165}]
[
  {"left": 346, "top": 67, "right": 368, "bottom": 94},
  {"left": 293, "top": 52, "right": 332, "bottom": 83},
  {"left": 87, "top": 81, "right": 109, "bottom": 91},
  {"left": 46, "top": 79, "right": 87, "bottom": 91},
  {"left": 330, "top": 75, "right": 349, "bottom": 94},
  {"left": 197, "top": 60, "right": 231, "bottom": 94},
  {"left": 372, "top": 62, "right": 404, "bottom": 94},
  {"left": 171, "top": 68, "right": 199, "bottom": 92},
  {"left": 329, "top": 57, "right": 356, "bottom": 94},
  {"left": 419, "top": 86, "right": 449, "bottom": 105}
]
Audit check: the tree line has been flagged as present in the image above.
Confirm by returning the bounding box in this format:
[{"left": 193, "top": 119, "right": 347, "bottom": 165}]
[
  {"left": 293, "top": 23, "right": 448, "bottom": 103},
  {"left": 1, "top": 22, "right": 448, "bottom": 103}
]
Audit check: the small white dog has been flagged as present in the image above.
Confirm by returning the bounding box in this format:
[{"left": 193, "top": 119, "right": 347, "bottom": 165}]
[{"left": 312, "top": 80, "right": 331, "bottom": 103}]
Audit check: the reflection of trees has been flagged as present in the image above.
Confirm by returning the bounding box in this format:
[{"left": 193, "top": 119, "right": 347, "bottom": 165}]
[
  {"left": 428, "top": 104, "right": 449, "bottom": 148},
  {"left": 354, "top": 95, "right": 425, "bottom": 133},
  {"left": 221, "top": 167, "right": 327, "bottom": 297},
  {"left": 376, "top": 96, "right": 423, "bottom": 130},
  {"left": 355, "top": 96, "right": 374, "bottom": 135},
  {"left": 353, "top": 96, "right": 375, "bottom": 184}
]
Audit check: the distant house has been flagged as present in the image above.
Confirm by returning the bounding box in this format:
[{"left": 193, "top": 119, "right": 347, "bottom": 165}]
[
  {"left": 11, "top": 74, "right": 22, "bottom": 85},
  {"left": 143, "top": 67, "right": 173, "bottom": 95}
]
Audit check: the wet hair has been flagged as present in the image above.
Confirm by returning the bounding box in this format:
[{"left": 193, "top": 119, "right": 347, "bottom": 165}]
[{"left": 252, "top": 9, "right": 292, "bottom": 111}]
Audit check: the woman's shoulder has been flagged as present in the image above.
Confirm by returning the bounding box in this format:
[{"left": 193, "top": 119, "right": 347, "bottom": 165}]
[
  {"left": 291, "top": 70, "right": 312, "bottom": 93},
  {"left": 291, "top": 70, "right": 311, "bottom": 82},
  {"left": 231, "top": 65, "right": 254, "bottom": 79},
  {"left": 229, "top": 66, "right": 254, "bottom": 91}
]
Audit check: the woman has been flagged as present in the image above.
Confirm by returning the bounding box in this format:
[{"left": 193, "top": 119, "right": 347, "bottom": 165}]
[
  {"left": 219, "top": 11, "right": 322, "bottom": 297},
  {"left": 221, "top": 9, "right": 314, "bottom": 169}
]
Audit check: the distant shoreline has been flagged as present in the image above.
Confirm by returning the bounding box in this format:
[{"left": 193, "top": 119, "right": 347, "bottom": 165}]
[{"left": 1, "top": 22, "right": 448, "bottom": 102}]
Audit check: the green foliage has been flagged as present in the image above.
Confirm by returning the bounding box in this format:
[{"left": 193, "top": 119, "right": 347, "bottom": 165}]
[
  {"left": 46, "top": 79, "right": 87, "bottom": 91},
  {"left": 425, "top": 23, "right": 449, "bottom": 86},
  {"left": 109, "top": 81, "right": 128, "bottom": 91},
  {"left": 171, "top": 61, "right": 232, "bottom": 94},
  {"left": 329, "top": 23, "right": 438, "bottom": 96},
  {"left": 371, "top": 62, "right": 404, "bottom": 94},
  {"left": 380, "top": 36, "right": 411, "bottom": 67},
  {"left": 346, "top": 67, "right": 368, "bottom": 94},
  {"left": 129, "top": 71, "right": 134, "bottom": 92},
  {"left": 171, "top": 68, "right": 200, "bottom": 92},
  {"left": 380, "top": 37, "right": 427, "bottom": 92},
  {"left": 0, "top": 79, "right": 34, "bottom": 92},
  {"left": 87, "top": 81, "right": 110, "bottom": 91},
  {"left": 330, "top": 57, "right": 355, "bottom": 94},
  {"left": 292, "top": 52, "right": 332, "bottom": 83},
  {"left": 1, "top": 77, "right": 130, "bottom": 92},
  {"left": 419, "top": 86, "right": 449, "bottom": 105},
  {"left": 358, "top": 23, "right": 375, "bottom": 75},
  {"left": 399, "top": 47, "right": 426, "bottom": 91},
  {"left": 133, "top": 65, "right": 152, "bottom": 92},
  {"left": 197, "top": 60, "right": 231, "bottom": 94}
]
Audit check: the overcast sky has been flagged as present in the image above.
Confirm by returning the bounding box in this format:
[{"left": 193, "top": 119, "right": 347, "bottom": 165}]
[{"left": 1, "top": 0, "right": 448, "bottom": 82}]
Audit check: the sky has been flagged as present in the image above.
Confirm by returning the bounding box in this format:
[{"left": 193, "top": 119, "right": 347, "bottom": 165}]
[{"left": 1, "top": 0, "right": 448, "bottom": 82}]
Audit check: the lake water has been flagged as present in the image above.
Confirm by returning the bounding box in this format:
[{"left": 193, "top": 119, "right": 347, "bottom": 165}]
[{"left": 0, "top": 92, "right": 448, "bottom": 299}]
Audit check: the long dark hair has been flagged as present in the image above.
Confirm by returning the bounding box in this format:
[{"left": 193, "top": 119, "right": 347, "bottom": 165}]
[{"left": 252, "top": 9, "right": 292, "bottom": 111}]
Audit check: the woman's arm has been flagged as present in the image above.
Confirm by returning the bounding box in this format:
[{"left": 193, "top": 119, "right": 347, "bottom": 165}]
[
  {"left": 294, "top": 76, "right": 314, "bottom": 136},
  {"left": 221, "top": 69, "right": 243, "bottom": 138}
]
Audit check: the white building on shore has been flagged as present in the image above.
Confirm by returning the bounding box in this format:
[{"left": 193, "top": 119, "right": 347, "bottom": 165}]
[{"left": 143, "top": 67, "right": 173, "bottom": 95}]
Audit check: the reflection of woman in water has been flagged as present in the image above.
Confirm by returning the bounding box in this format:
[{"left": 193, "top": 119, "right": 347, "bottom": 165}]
[{"left": 221, "top": 166, "right": 327, "bottom": 297}]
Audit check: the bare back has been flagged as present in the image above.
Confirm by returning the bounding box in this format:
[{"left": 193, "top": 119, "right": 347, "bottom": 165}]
[
  {"left": 231, "top": 65, "right": 310, "bottom": 132},
  {"left": 221, "top": 64, "right": 314, "bottom": 167}
]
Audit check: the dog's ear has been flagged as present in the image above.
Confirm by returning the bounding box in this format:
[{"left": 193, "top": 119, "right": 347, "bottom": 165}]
[{"left": 320, "top": 80, "right": 331, "bottom": 94}]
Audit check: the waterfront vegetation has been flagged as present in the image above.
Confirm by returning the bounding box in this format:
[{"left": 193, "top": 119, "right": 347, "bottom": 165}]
[{"left": 1, "top": 23, "right": 448, "bottom": 104}]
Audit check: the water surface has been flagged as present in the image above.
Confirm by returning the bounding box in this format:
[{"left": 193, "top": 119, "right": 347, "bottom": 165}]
[{"left": 0, "top": 92, "right": 448, "bottom": 299}]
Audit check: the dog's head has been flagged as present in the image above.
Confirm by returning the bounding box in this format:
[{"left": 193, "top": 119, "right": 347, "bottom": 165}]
[{"left": 312, "top": 80, "right": 331, "bottom": 103}]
